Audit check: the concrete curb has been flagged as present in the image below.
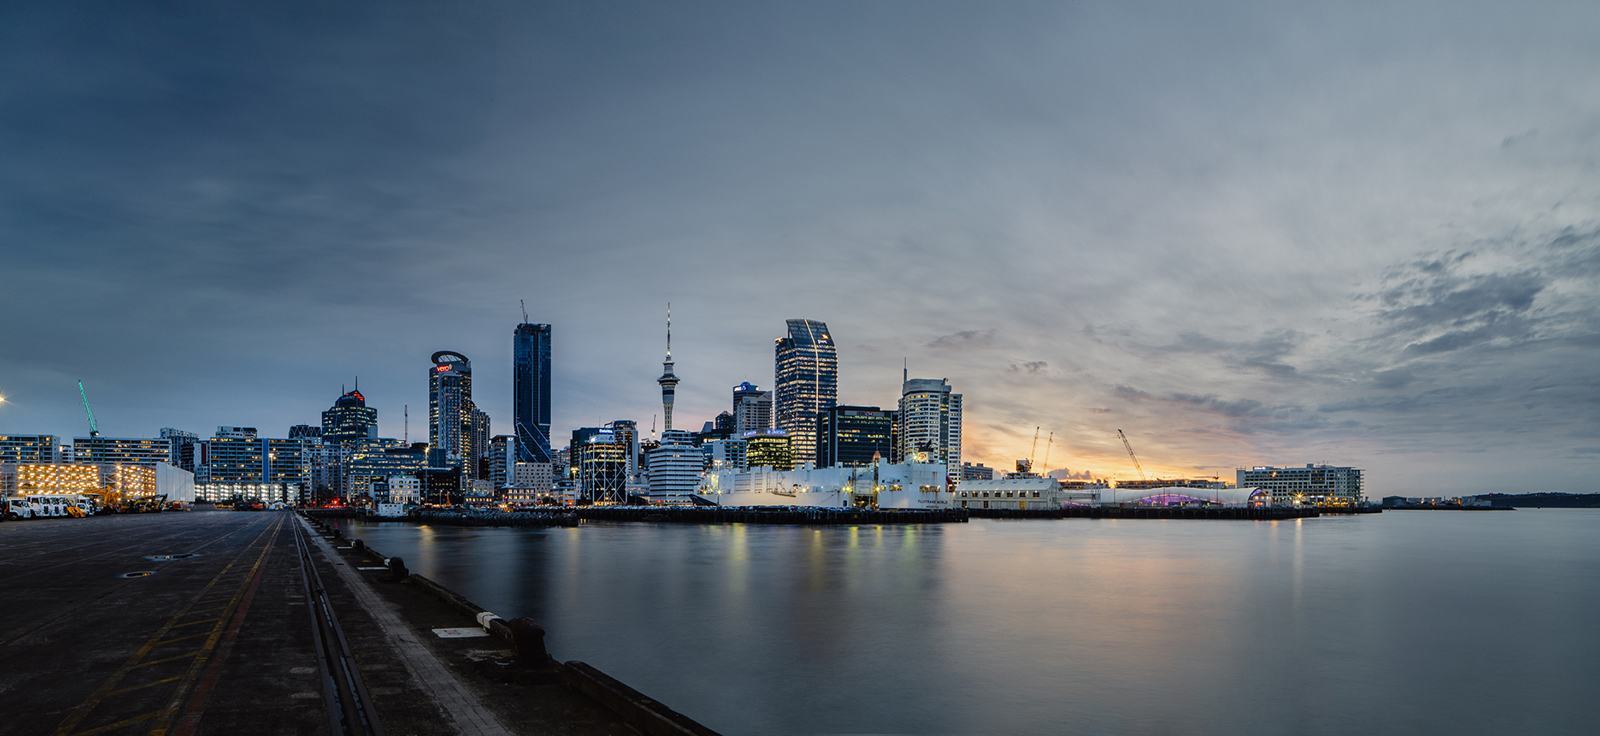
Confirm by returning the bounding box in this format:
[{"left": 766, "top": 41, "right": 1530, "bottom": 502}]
[
  {"left": 314, "top": 518, "right": 720, "bottom": 736},
  {"left": 562, "top": 661, "right": 718, "bottom": 736}
]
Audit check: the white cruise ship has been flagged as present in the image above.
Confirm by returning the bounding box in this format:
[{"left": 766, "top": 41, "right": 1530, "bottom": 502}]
[{"left": 698, "top": 460, "right": 955, "bottom": 509}]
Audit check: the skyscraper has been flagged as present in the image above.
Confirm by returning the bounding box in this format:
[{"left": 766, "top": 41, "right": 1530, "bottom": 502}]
[
  {"left": 774, "top": 319, "right": 837, "bottom": 467},
  {"left": 658, "top": 308, "right": 679, "bottom": 431},
  {"left": 732, "top": 381, "right": 771, "bottom": 434},
  {"left": 513, "top": 322, "right": 553, "bottom": 464},
  {"left": 429, "top": 351, "right": 482, "bottom": 473},
  {"left": 322, "top": 389, "right": 377, "bottom": 445},
  {"left": 898, "top": 377, "right": 963, "bottom": 469},
  {"left": 817, "top": 405, "right": 895, "bottom": 468}
]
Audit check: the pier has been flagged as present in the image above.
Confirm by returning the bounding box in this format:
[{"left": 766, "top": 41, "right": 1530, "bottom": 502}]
[
  {"left": 970, "top": 505, "right": 1324, "bottom": 520},
  {"left": 577, "top": 505, "right": 970, "bottom": 525},
  {"left": 0, "top": 508, "right": 718, "bottom": 736}
]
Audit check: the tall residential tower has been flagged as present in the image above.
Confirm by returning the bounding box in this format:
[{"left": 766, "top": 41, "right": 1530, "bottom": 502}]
[
  {"left": 898, "top": 376, "right": 962, "bottom": 470},
  {"left": 774, "top": 319, "right": 837, "bottom": 467},
  {"left": 429, "top": 351, "right": 487, "bottom": 476}
]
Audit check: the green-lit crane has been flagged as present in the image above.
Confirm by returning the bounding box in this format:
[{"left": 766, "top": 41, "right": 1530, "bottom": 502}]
[{"left": 79, "top": 380, "right": 99, "bottom": 437}]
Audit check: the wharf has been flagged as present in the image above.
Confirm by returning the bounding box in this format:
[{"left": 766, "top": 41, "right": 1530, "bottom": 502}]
[
  {"left": 1383, "top": 503, "right": 1513, "bottom": 511},
  {"left": 0, "top": 508, "right": 717, "bottom": 736},
  {"left": 576, "top": 505, "right": 968, "bottom": 525},
  {"left": 970, "top": 505, "right": 1323, "bottom": 520}
]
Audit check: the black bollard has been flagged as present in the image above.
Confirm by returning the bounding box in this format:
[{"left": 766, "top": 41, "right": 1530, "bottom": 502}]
[
  {"left": 387, "top": 556, "right": 409, "bottom": 582},
  {"left": 508, "top": 617, "right": 551, "bottom": 667},
  {"left": 353, "top": 539, "right": 365, "bottom": 552}
]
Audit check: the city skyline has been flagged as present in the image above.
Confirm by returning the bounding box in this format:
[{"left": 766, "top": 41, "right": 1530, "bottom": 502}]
[{"left": 3, "top": 3, "right": 1599, "bottom": 495}]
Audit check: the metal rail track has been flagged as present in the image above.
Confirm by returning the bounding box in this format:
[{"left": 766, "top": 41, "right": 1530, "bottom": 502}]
[{"left": 292, "top": 514, "right": 386, "bottom": 736}]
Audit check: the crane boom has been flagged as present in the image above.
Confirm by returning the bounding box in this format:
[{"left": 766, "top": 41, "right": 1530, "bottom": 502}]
[
  {"left": 78, "top": 380, "right": 99, "bottom": 437},
  {"left": 1041, "top": 432, "right": 1054, "bottom": 473},
  {"left": 1117, "top": 429, "right": 1145, "bottom": 480}
]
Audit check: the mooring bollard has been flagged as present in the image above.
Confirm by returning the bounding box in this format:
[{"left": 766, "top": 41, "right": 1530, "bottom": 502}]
[
  {"left": 353, "top": 539, "right": 365, "bottom": 552},
  {"left": 387, "top": 556, "right": 409, "bottom": 581},
  {"left": 509, "top": 617, "right": 551, "bottom": 666}
]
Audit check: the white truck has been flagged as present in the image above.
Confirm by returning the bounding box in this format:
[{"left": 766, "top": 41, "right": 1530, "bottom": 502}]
[{"left": 3, "top": 495, "right": 93, "bottom": 519}]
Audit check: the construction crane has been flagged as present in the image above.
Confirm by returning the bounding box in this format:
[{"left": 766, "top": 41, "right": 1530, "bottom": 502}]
[
  {"left": 1117, "top": 429, "right": 1146, "bottom": 481},
  {"left": 1041, "top": 432, "right": 1054, "bottom": 474},
  {"left": 1019, "top": 427, "right": 1040, "bottom": 474},
  {"left": 520, "top": 299, "right": 529, "bottom": 324},
  {"left": 78, "top": 380, "right": 99, "bottom": 437}
]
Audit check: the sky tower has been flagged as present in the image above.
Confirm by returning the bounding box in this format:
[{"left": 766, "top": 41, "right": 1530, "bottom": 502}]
[{"left": 657, "top": 306, "right": 679, "bottom": 431}]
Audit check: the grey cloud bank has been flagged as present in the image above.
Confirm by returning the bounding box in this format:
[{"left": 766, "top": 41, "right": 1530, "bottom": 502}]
[{"left": 2, "top": 1, "right": 1598, "bottom": 494}]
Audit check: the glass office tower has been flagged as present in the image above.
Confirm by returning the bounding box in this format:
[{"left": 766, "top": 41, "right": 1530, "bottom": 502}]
[
  {"left": 322, "top": 389, "right": 378, "bottom": 445},
  {"left": 817, "top": 405, "right": 895, "bottom": 468},
  {"left": 774, "top": 319, "right": 837, "bottom": 467},
  {"left": 513, "top": 323, "right": 553, "bottom": 463}
]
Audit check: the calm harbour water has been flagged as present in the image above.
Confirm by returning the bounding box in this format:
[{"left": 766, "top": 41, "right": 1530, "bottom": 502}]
[{"left": 347, "top": 510, "right": 1600, "bottom": 735}]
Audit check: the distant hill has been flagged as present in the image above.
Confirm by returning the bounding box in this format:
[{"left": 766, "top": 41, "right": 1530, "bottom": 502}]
[{"left": 1475, "top": 493, "right": 1600, "bottom": 508}]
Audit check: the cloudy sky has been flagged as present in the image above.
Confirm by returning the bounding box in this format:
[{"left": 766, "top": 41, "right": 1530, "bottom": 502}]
[{"left": 3, "top": 1, "right": 1598, "bottom": 494}]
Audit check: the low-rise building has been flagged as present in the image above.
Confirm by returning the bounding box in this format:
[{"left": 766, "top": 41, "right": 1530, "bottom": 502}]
[
  {"left": 645, "top": 430, "right": 703, "bottom": 503},
  {"left": 959, "top": 462, "right": 995, "bottom": 481},
  {"left": 1237, "top": 464, "right": 1364, "bottom": 507},
  {"left": 0, "top": 435, "right": 61, "bottom": 464},
  {"left": 954, "top": 477, "right": 1098, "bottom": 510}
]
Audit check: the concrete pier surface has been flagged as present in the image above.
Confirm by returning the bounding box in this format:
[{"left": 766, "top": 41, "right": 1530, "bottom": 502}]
[{"left": 0, "top": 509, "right": 713, "bottom": 736}]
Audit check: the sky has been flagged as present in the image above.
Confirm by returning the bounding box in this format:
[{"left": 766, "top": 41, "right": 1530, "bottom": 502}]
[{"left": 2, "top": 1, "right": 1598, "bottom": 495}]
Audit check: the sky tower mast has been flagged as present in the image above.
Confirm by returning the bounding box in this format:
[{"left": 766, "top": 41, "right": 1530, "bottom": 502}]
[{"left": 657, "top": 305, "right": 679, "bottom": 431}]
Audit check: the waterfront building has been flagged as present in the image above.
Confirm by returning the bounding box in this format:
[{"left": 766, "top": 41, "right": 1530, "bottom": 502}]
[
  {"left": 954, "top": 477, "right": 1099, "bottom": 510},
  {"left": 429, "top": 351, "right": 487, "bottom": 476},
  {"left": 387, "top": 474, "right": 422, "bottom": 505},
  {"left": 1237, "top": 464, "right": 1365, "bottom": 507},
  {"left": 704, "top": 438, "right": 747, "bottom": 471},
  {"left": 0, "top": 461, "right": 191, "bottom": 501},
  {"left": 345, "top": 441, "right": 426, "bottom": 499},
  {"left": 960, "top": 462, "right": 995, "bottom": 481},
  {"left": 303, "top": 442, "right": 349, "bottom": 501},
  {"left": 732, "top": 382, "right": 771, "bottom": 434},
  {"left": 322, "top": 389, "right": 378, "bottom": 444},
  {"left": 744, "top": 429, "right": 794, "bottom": 471},
  {"left": 898, "top": 377, "right": 962, "bottom": 469},
  {"left": 0, "top": 434, "right": 60, "bottom": 465},
  {"left": 1115, "top": 478, "right": 1227, "bottom": 491},
  {"left": 573, "top": 428, "right": 628, "bottom": 504},
  {"left": 160, "top": 428, "right": 200, "bottom": 471},
  {"left": 196, "top": 482, "right": 298, "bottom": 505},
  {"left": 646, "top": 429, "right": 702, "bottom": 502},
  {"left": 511, "top": 462, "right": 554, "bottom": 496},
  {"left": 637, "top": 438, "right": 660, "bottom": 476},
  {"left": 773, "top": 319, "right": 837, "bottom": 467},
  {"left": 513, "top": 321, "right": 554, "bottom": 463},
  {"left": 414, "top": 465, "right": 461, "bottom": 505},
  {"left": 196, "top": 431, "right": 307, "bottom": 488},
  {"left": 486, "top": 435, "right": 516, "bottom": 489},
  {"left": 699, "top": 459, "right": 950, "bottom": 509},
  {"left": 1, "top": 463, "right": 98, "bottom": 494},
  {"left": 697, "top": 423, "right": 737, "bottom": 444},
  {"left": 73, "top": 436, "right": 175, "bottom": 466},
  {"left": 550, "top": 477, "right": 580, "bottom": 505},
  {"left": 658, "top": 309, "right": 680, "bottom": 431},
  {"left": 817, "top": 405, "right": 895, "bottom": 468},
  {"left": 610, "top": 420, "right": 641, "bottom": 484},
  {"left": 469, "top": 407, "right": 491, "bottom": 479}
]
